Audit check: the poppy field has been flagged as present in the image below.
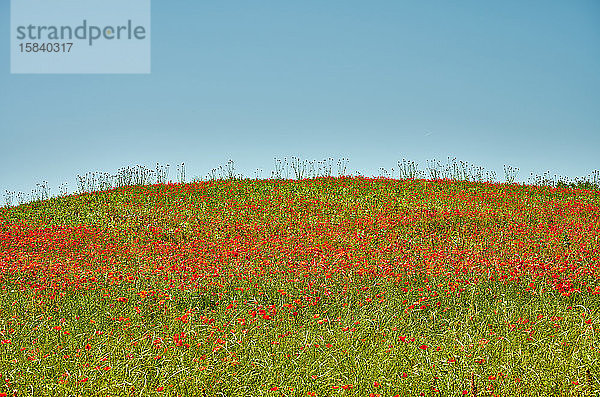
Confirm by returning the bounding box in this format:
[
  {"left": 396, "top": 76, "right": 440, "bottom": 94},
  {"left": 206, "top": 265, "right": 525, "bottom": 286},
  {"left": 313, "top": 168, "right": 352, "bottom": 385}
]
[{"left": 0, "top": 176, "right": 599, "bottom": 396}]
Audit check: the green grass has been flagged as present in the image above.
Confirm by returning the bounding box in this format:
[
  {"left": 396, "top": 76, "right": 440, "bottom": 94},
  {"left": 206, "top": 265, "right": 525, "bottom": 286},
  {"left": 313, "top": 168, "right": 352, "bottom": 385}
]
[{"left": 0, "top": 176, "right": 599, "bottom": 396}]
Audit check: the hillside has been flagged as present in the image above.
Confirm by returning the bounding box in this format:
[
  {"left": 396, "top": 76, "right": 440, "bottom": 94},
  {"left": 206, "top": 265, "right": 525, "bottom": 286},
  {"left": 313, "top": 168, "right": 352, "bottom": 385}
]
[{"left": 0, "top": 177, "right": 599, "bottom": 396}]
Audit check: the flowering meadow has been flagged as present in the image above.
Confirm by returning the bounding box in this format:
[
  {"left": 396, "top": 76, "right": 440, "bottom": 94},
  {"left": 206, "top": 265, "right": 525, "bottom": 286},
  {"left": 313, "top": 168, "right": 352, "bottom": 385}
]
[{"left": 0, "top": 177, "right": 598, "bottom": 396}]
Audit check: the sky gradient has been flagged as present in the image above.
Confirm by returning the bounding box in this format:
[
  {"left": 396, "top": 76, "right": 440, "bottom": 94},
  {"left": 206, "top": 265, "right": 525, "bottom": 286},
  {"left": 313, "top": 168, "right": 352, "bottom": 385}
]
[{"left": 1, "top": 0, "right": 599, "bottom": 196}]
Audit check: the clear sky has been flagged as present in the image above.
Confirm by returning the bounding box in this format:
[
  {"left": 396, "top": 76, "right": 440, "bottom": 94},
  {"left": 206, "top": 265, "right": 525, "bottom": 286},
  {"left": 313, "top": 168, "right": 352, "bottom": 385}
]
[{"left": 1, "top": 0, "right": 599, "bottom": 196}]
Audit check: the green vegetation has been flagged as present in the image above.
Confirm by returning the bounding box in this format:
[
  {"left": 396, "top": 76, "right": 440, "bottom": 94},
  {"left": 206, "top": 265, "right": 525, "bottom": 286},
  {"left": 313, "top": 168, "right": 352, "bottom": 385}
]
[{"left": 0, "top": 159, "right": 599, "bottom": 396}]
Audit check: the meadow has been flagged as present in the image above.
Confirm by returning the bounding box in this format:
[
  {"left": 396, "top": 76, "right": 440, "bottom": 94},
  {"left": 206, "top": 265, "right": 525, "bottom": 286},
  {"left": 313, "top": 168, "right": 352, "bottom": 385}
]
[{"left": 0, "top": 161, "right": 599, "bottom": 396}]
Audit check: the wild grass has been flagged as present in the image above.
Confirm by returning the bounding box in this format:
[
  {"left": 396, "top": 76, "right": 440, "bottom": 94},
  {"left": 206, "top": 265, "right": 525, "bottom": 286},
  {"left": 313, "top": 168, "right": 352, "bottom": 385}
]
[
  {"left": 2, "top": 157, "right": 598, "bottom": 207},
  {"left": 0, "top": 159, "right": 599, "bottom": 396}
]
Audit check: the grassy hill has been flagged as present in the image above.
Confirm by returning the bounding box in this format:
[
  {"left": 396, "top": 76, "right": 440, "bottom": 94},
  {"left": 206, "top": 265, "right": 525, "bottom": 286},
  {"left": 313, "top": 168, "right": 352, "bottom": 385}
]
[{"left": 0, "top": 177, "right": 599, "bottom": 396}]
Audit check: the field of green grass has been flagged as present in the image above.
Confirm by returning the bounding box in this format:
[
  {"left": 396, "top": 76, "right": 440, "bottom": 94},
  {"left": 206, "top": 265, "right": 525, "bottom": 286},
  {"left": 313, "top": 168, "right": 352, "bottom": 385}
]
[{"left": 1, "top": 172, "right": 599, "bottom": 396}]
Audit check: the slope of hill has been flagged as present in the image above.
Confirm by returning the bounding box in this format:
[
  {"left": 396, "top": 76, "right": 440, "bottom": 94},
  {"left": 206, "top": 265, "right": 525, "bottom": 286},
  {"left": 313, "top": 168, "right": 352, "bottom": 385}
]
[{"left": 1, "top": 177, "right": 599, "bottom": 395}]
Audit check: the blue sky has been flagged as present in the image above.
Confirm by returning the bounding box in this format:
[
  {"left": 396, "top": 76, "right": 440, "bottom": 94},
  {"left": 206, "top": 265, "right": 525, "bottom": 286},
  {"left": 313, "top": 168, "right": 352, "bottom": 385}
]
[{"left": 1, "top": 0, "right": 599, "bottom": 195}]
